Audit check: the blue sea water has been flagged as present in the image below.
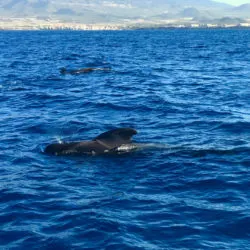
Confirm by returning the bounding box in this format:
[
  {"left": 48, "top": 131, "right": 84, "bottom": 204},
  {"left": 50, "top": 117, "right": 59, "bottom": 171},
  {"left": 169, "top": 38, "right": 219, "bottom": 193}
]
[{"left": 0, "top": 29, "right": 250, "bottom": 249}]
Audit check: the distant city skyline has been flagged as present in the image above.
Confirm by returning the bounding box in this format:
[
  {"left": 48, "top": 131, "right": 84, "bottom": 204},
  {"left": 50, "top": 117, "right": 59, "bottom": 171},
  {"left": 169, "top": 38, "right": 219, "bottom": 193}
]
[{"left": 214, "top": 0, "right": 250, "bottom": 5}]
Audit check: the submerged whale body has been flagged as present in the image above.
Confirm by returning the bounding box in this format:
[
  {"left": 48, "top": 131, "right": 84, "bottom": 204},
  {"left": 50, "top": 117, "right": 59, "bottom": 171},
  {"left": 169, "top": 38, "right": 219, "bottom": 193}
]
[
  {"left": 44, "top": 128, "right": 137, "bottom": 156},
  {"left": 60, "top": 67, "right": 111, "bottom": 75}
]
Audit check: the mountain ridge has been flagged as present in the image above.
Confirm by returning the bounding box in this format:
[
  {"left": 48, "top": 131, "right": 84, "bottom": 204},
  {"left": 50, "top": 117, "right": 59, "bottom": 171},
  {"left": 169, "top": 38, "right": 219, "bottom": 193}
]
[{"left": 0, "top": 0, "right": 250, "bottom": 29}]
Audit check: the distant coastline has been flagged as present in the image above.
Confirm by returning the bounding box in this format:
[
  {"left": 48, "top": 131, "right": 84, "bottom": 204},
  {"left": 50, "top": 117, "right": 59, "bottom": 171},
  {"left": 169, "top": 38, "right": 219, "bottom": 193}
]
[
  {"left": 1, "top": 26, "right": 250, "bottom": 31},
  {"left": 1, "top": 17, "right": 250, "bottom": 31}
]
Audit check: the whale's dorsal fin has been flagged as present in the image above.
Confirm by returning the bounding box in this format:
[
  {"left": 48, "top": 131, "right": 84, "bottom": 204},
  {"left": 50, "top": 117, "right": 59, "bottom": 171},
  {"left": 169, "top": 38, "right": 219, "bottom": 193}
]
[{"left": 94, "top": 128, "right": 137, "bottom": 149}]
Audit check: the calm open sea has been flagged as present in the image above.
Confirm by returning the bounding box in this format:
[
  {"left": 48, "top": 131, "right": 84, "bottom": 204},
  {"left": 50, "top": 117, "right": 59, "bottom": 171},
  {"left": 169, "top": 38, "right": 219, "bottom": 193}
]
[{"left": 0, "top": 29, "right": 250, "bottom": 249}]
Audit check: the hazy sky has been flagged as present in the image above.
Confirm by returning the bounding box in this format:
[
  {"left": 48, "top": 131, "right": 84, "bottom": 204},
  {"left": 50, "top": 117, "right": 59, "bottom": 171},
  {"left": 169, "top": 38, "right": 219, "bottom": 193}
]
[{"left": 214, "top": 0, "right": 250, "bottom": 5}]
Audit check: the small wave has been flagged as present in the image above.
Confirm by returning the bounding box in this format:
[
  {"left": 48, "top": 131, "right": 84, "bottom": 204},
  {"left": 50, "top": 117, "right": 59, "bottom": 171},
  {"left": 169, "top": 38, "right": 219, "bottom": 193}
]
[
  {"left": 197, "top": 109, "right": 232, "bottom": 117},
  {"left": 0, "top": 190, "right": 39, "bottom": 204},
  {"left": 226, "top": 49, "right": 245, "bottom": 55},
  {"left": 164, "top": 144, "right": 250, "bottom": 158},
  {"left": 11, "top": 87, "right": 31, "bottom": 91},
  {"left": 211, "top": 121, "right": 250, "bottom": 134}
]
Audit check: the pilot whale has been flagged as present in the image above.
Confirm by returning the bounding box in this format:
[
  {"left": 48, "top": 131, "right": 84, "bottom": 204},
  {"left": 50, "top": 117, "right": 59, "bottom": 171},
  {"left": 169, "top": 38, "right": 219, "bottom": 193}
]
[
  {"left": 44, "top": 128, "right": 137, "bottom": 156},
  {"left": 60, "top": 67, "right": 111, "bottom": 75}
]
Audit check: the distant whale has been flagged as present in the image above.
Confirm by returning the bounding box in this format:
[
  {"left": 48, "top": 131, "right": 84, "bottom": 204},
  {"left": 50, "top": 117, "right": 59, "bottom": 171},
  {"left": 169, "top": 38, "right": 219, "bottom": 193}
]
[
  {"left": 44, "top": 128, "right": 137, "bottom": 156},
  {"left": 60, "top": 67, "right": 111, "bottom": 75}
]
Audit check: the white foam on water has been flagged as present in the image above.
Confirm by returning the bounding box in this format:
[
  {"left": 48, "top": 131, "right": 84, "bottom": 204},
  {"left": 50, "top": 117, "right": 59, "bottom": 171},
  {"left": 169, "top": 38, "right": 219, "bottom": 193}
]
[
  {"left": 116, "top": 143, "right": 173, "bottom": 153},
  {"left": 55, "top": 137, "right": 64, "bottom": 144},
  {"left": 116, "top": 144, "right": 138, "bottom": 152}
]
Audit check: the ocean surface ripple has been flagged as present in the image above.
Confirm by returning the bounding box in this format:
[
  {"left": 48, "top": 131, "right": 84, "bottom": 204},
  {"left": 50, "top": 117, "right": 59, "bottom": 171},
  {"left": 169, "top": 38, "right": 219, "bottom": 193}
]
[{"left": 0, "top": 29, "right": 250, "bottom": 249}]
